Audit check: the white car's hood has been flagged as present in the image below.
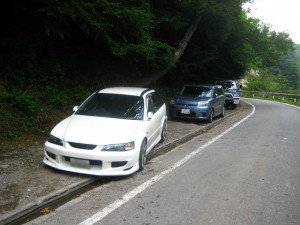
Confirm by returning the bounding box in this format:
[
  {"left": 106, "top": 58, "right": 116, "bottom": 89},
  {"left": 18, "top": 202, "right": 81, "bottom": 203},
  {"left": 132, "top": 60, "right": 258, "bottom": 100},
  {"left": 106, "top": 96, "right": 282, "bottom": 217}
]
[{"left": 51, "top": 115, "right": 143, "bottom": 145}]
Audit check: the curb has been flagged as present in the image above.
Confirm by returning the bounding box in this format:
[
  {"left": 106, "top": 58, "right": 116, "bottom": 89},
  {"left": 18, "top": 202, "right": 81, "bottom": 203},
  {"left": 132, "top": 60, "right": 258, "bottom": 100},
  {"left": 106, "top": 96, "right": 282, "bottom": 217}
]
[{"left": 0, "top": 179, "right": 94, "bottom": 225}]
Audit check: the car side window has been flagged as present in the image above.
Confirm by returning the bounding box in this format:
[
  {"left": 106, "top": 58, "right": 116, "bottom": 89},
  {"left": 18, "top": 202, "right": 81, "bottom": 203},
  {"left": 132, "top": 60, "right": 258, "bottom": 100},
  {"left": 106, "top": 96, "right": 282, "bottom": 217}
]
[
  {"left": 152, "top": 93, "right": 164, "bottom": 110},
  {"left": 147, "top": 93, "right": 163, "bottom": 114},
  {"left": 213, "top": 87, "right": 223, "bottom": 97},
  {"left": 217, "top": 87, "right": 223, "bottom": 96},
  {"left": 147, "top": 95, "right": 155, "bottom": 114},
  {"left": 213, "top": 89, "right": 218, "bottom": 98}
]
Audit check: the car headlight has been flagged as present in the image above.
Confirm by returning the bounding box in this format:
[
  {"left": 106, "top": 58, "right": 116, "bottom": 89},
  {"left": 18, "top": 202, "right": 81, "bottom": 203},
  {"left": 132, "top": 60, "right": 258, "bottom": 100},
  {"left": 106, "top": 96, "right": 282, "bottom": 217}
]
[
  {"left": 233, "top": 93, "right": 239, "bottom": 97},
  {"left": 48, "top": 135, "right": 63, "bottom": 146},
  {"left": 102, "top": 141, "right": 135, "bottom": 151},
  {"left": 198, "top": 101, "right": 209, "bottom": 106}
]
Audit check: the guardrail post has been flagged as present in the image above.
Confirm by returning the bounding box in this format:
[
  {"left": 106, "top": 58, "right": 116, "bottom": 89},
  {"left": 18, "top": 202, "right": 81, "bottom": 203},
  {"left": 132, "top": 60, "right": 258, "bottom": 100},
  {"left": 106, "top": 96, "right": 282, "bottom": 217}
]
[{"left": 282, "top": 97, "right": 285, "bottom": 102}]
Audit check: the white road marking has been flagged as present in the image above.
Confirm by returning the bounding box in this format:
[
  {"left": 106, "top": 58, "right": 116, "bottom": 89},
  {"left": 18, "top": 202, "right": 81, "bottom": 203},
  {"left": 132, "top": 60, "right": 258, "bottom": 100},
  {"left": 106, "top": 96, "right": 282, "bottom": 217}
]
[{"left": 79, "top": 102, "right": 255, "bottom": 225}]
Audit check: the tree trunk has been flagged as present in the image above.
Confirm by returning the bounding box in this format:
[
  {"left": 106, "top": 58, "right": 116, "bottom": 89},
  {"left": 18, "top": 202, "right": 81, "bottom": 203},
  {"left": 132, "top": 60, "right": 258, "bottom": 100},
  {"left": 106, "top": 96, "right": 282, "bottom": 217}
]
[{"left": 136, "top": 10, "right": 203, "bottom": 87}]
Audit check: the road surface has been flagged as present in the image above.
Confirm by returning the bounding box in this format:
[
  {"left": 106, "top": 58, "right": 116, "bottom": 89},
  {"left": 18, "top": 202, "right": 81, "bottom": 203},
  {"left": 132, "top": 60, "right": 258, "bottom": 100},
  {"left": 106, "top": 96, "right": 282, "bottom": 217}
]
[{"left": 26, "top": 99, "right": 300, "bottom": 225}]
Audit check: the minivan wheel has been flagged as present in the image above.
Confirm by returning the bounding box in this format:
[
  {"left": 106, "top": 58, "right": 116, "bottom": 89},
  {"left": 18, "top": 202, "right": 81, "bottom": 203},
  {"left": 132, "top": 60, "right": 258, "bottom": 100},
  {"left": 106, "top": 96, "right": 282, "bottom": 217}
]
[
  {"left": 220, "top": 105, "right": 225, "bottom": 117},
  {"left": 207, "top": 110, "right": 214, "bottom": 123},
  {"left": 138, "top": 139, "right": 147, "bottom": 171}
]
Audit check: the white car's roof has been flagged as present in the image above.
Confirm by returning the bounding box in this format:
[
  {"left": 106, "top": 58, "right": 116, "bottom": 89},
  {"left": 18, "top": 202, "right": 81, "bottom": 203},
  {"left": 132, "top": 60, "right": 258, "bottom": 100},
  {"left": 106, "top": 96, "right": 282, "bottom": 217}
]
[{"left": 98, "top": 87, "right": 152, "bottom": 96}]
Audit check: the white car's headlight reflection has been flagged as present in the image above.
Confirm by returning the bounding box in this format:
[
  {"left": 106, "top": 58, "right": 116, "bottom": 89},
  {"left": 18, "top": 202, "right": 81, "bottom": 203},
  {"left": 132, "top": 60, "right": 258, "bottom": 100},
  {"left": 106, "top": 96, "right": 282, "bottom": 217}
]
[{"left": 102, "top": 141, "right": 135, "bottom": 151}]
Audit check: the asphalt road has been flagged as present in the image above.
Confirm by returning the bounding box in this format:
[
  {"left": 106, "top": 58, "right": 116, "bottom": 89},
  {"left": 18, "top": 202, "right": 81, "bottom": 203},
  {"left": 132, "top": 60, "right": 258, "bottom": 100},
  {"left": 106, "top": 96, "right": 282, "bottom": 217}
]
[{"left": 25, "top": 99, "right": 300, "bottom": 225}]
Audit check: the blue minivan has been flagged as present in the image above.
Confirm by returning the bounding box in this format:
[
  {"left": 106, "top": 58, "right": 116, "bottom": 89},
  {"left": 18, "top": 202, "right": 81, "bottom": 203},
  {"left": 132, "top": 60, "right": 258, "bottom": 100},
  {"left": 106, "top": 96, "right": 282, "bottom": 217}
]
[{"left": 169, "top": 84, "right": 225, "bottom": 123}]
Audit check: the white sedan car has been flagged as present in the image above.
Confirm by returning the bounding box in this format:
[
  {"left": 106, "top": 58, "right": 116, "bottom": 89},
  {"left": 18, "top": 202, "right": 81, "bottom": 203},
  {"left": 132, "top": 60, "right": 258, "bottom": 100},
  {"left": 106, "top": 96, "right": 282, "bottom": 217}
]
[{"left": 43, "top": 87, "right": 167, "bottom": 176}]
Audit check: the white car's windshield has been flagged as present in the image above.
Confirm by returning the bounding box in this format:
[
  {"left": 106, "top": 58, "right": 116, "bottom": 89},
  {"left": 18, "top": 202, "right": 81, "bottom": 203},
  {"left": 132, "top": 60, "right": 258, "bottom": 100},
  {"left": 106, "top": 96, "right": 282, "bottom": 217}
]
[
  {"left": 180, "top": 86, "right": 212, "bottom": 98},
  {"left": 76, "top": 93, "right": 144, "bottom": 120}
]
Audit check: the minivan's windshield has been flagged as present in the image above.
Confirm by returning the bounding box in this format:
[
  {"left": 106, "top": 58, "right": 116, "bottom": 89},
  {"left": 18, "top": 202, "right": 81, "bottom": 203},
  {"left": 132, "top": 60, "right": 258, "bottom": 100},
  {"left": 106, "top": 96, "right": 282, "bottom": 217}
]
[
  {"left": 180, "top": 86, "right": 212, "bottom": 97},
  {"left": 76, "top": 93, "right": 144, "bottom": 120}
]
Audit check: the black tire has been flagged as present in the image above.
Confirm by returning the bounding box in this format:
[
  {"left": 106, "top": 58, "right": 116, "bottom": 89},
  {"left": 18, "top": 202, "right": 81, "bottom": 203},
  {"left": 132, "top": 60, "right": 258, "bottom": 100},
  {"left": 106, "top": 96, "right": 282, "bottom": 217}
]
[
  {"left": 138, "top": 139, "right": 147, "bottom": 171},
  {"left": 220, "top": 105, "right": 225, "bottom": 117},
  {"left": 207, "top": 110, "right": 214, "bottom": 123},
  {"left": 159, "top": 120, "right": 167, "bottom": 143}
]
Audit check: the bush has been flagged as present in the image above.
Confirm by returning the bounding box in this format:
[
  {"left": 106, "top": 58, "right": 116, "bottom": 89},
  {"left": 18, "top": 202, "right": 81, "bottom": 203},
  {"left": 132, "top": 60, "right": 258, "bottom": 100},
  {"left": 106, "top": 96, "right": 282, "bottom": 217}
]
[
  {"left": 9, "top": 91, "right": 39, "bottom": 113},
  {"left": 45, "top": 87, "right": 69, "bottom": 107}
]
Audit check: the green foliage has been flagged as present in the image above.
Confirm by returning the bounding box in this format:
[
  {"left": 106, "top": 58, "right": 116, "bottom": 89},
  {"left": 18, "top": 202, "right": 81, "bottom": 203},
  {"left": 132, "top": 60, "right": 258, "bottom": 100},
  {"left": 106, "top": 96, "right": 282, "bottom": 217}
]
[
  {"left": 0, "top": 0, "right": 298, "bottom": 143},
  {"left": 45, "top": 87, "right": 69, "bottom": 107},
  {"left": 244, "top": 70, "right": 289, "bottom": 92},
  {"left": 9, "top": 91, "right": 39, "bottom": 113},
  {"left": 39, "top": 0, "right": 176, "bottom": 71},
  {"left": 0, "top": 83, "right": 7, "bottom": 100},
  {"left": 170, "top": 0, "right": 249, "bottom": 82},
  {"left": 242, "top": 18, "right": 294, "bottom": 70}
]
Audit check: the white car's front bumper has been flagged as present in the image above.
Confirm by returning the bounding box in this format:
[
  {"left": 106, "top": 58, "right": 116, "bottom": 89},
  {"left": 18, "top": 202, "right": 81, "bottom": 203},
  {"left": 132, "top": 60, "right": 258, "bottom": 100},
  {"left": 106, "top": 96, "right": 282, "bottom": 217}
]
[{"left": 43, "top": 141, "right": 140, "bottom": 176}]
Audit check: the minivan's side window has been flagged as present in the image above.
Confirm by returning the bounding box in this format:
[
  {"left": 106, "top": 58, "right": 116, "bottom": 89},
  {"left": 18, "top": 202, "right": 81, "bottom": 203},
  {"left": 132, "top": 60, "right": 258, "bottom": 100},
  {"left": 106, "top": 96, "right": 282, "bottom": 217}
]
[
  {"left": 217, "top": 87, "right": 223, "bottom": 96},
  {"left": 213, "top": 87, "right": 223, "bottom": 97}
]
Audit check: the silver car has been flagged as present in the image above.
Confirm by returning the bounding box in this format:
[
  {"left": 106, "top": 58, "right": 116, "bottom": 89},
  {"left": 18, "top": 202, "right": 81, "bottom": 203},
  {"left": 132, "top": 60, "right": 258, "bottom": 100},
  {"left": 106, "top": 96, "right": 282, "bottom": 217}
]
[
  {"left": 215, "top": 80, "right": 240, "bottom": 109},
  {"left": 169, "top": 84, "right": 225, "bottom": 123}
]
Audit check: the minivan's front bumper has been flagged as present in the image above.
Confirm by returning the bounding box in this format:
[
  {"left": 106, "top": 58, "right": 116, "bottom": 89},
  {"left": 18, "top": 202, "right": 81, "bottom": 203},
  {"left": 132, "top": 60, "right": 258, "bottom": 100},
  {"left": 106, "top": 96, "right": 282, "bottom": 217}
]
[{"left": 169, "top": 104, "right": 212, "bottom": 120}]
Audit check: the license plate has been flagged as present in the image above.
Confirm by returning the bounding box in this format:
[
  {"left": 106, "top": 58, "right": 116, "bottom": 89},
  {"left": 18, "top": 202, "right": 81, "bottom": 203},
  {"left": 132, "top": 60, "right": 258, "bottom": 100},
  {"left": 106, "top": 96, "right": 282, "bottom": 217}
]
[
  {"left": 181, "top": 109, "right": 190, "bottom": 114},
  {"left": 70, "top": 158, "right": 90, "bottom": 169}
]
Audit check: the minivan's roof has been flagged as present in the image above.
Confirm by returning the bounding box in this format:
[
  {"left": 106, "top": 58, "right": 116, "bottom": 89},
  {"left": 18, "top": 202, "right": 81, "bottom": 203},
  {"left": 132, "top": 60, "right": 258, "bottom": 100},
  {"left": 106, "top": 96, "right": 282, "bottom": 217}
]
[{"left": 98, "top": 87, "right": 152, "bottom": 96}]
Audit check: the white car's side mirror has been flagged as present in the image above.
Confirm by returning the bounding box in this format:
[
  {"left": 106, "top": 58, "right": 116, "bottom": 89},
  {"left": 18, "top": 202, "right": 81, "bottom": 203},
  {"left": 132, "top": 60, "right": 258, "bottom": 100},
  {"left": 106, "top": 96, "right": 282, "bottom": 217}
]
[
  {"left": 147, "top": 112, "right": 154, "bottom": 120},
  {"left": 73, "top": 106, "right": 78, "bottom": 112}
]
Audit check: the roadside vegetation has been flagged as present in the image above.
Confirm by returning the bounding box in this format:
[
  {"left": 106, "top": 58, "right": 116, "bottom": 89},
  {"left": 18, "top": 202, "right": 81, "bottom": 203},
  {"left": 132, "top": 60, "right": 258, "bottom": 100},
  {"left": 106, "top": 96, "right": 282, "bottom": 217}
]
[
  {"left": 241, "top": 44, "right": 300, "bottom": 106},
  {"left": 0, "top": 0, "right": 299, "bottom": 146}
]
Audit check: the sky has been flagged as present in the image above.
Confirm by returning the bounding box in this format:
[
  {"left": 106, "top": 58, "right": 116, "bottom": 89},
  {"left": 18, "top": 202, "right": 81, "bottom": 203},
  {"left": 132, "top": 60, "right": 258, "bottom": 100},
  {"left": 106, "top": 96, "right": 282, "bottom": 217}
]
[{"left": 243, "top": 0, "right": 300, "bottom": 44}]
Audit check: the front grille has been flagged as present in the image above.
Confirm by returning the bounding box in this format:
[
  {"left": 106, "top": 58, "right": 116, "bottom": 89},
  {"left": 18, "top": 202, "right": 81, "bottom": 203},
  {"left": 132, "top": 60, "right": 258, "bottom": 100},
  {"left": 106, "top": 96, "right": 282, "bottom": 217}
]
[
  {"left": 111, "top": 161, "right": 127, "bottom": 168},
  {"left": 64, "top": 156, "right": 102, "bottom": 167},
  {"left": 68, "top": 142, "right": 97, "bottom": 150},
  {"left": 225, "top": 93, "right": 233, "bottom": 99},
  {"left": 46, "top": 151, "right": 56, "bottom": 160},
  {"left": 90, "top": 160, "right": 102, "bottom": 166},
  {"left": 177, "top": 103, "right": 197, "bottom": 106}
]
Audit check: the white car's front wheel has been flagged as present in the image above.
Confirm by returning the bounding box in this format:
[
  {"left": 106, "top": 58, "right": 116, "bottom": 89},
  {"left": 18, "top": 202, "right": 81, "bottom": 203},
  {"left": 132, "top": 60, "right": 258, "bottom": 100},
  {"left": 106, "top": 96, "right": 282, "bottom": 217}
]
[
  {"left": 160, "top": 120, "right": 167, "bottom": 143},
  {"left": 138, "top": 139, "right": 147, "bottom": 171}
]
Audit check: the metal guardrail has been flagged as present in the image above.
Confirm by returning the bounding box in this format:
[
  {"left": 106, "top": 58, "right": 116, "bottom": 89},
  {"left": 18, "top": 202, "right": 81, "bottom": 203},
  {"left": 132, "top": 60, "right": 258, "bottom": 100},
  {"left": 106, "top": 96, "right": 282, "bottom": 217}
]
[{"left": 240, "top": 90, "right": 300, "bottom": 103}]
